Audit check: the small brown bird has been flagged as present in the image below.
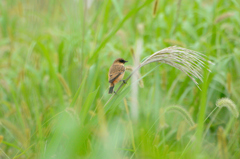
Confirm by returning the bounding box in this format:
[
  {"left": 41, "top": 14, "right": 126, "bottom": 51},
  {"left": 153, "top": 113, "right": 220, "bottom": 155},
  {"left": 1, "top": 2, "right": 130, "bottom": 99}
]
[{"left": 108, "top": 58, "right": 128, "bottom": 94}]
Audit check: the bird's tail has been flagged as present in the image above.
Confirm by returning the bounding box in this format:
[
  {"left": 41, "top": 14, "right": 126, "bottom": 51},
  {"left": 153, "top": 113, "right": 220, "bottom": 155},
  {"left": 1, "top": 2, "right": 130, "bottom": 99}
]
[{"left": 109, "top": 84, "right": 114, "bottom": 94}]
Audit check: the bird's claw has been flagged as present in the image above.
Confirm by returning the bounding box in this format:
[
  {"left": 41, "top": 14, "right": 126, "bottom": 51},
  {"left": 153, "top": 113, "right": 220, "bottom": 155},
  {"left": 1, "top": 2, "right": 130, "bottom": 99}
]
[{"left": 122, "top": 80, "right": 127, "bottom": 84}]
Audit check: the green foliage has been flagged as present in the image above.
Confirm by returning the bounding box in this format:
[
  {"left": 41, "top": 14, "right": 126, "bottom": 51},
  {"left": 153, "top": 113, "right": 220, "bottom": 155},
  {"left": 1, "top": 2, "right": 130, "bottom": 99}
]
[{"left": 0, "top": 0, "right": 240, "bottom": 158}]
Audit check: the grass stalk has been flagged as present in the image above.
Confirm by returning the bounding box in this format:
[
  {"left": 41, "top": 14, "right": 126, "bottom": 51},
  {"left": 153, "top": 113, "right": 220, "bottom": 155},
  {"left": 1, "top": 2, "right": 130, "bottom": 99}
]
[
  {"left": 92, "top": 0, "right": 154, "bottom": 59},
  {"left": 195, "top": 67, "right": 209, "bottom": 153}
]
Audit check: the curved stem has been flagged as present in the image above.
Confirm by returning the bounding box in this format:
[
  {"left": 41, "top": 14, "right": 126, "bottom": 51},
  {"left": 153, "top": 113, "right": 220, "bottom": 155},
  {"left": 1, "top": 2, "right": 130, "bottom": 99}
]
[
  {"left": 115, "top": 65, "right": 141, "bottom": 92},
  {"left": 103, "top": 65, "right": 142, "bottom": 108}
]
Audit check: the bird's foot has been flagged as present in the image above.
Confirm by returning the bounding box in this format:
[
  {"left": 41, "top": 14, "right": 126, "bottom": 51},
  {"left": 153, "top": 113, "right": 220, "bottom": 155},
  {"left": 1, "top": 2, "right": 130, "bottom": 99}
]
[
  {"left": 121, "top": 80, "right": 127, "bottom": 84},
  {"left": 114, "top": 91, "right": 117, "bottom": 95}
]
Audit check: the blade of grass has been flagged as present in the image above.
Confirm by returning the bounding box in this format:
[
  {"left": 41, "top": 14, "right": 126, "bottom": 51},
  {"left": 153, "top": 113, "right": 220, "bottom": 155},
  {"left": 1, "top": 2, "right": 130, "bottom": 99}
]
[{"left": 91, "top": 0, "right": 154, "bottom": 60}]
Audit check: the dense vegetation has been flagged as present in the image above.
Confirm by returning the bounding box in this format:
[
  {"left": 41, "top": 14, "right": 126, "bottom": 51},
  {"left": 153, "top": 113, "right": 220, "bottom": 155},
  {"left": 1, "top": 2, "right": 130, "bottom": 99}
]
[{"left": 0, "top": 0, "right": 240, "bottom": 158}]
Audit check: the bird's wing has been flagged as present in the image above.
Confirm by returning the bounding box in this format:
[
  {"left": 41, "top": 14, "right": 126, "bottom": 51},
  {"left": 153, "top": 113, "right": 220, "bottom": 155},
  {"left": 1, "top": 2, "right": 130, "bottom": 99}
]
[{"left": 108, "top": 65, "right": 125, "bottom": 83}]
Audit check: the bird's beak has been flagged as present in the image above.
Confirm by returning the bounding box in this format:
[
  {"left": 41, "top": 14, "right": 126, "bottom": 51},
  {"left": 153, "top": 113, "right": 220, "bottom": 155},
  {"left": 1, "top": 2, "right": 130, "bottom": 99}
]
[{"left": 124, "top": 60, "right": 128, "bottom": 63}]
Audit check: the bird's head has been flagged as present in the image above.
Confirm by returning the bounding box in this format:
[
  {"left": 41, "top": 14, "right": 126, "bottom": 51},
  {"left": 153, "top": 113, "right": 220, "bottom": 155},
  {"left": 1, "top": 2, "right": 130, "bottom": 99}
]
[{"left": 114, "top": 58, "right": 128, "bottom": 64}]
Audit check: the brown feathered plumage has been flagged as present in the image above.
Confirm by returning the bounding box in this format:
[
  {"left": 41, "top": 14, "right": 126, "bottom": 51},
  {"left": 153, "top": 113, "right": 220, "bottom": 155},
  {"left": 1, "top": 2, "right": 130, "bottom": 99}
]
[{"left": 108, "top": 58, "right": 128, "bottom": 94}]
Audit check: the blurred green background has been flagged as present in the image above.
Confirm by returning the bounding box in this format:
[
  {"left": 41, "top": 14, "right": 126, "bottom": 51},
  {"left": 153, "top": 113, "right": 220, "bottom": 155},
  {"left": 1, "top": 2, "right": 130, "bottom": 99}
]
[{"left": 0, "top": 0, "right": 240, "bottom": 158}]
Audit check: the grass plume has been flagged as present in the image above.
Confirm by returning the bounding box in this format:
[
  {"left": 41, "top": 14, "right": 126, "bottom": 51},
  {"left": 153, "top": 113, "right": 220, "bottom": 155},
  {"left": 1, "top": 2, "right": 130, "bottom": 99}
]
[
  {"left": 165, "top": 105, "right": 195, "bottom": 127},
  {"left": 140, "top": 46, "right": 211, "bottom": 88},
  {"left": 0, "top": 119, "right": 28, "bottom": 148},
  {"left": 216, "top": 98, "right": 239, "bottom": 118},
  {"left": 153, "top": 0, "right": 159, "bottom": 16},
  {"left": 0, "top": 135, "right": 3, "bottom": 144},
  {"left": 217, "top": 126, "right": 228, "bottom": 159},
  {"left": 176, "top": 121, "right": 186, "bottom": 141},
  {"left": 57, "top": 73, "right": 72, "bottom": 97},
  {"left": 214, "top": 12, "right": 235, "bottom": 23}
]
